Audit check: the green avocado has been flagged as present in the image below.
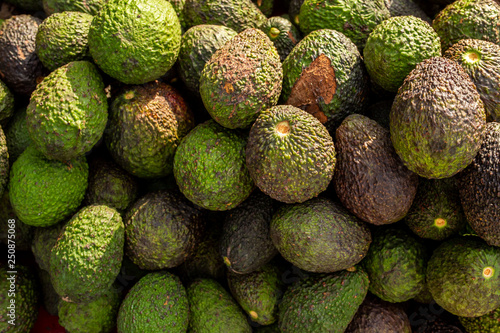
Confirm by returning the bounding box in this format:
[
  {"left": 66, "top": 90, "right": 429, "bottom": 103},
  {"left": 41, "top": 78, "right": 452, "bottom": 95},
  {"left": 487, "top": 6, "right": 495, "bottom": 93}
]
[
  {"left": 259, "top": 16, "right": 301, "bottom": 62},
  {"left": 459, "top": 307, "right": 500, "bottom": 333},
  {"left": 31, "top": 222, "right": 64, "bottom": 272},
  {"left": 167, "top": 0, "right": 187, "bottom": 30},
  {"left": 43, "top": 0, "right": 105, "bottom": 15},
  {"left": 5, "top": 108, "right": 32, "bottom": 164},
  {"left": 0, "top": 79, "right": 14, "bottom": 126}
]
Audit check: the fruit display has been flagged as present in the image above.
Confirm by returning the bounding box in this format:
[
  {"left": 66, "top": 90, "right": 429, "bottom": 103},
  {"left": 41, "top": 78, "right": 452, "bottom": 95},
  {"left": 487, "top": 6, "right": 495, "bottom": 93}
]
[{"left": 1, "top": 0, "right": 500, "bottom": 332}]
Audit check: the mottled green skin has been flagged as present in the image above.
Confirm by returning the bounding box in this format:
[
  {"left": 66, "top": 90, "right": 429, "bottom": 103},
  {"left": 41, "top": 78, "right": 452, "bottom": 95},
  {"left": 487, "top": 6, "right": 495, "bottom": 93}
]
[
  {"left": 444, "top": 39, "right": 500, "bottom": 122},
  {"left": 459, "top": 307, "right": 500, "bottom": 332},
  {"left": 49, "top": 205, "right": 124, "bottom": 303},
  {"left": 246, "top": 105, "right": 335, "bottom": 203},
  {"left": 36, "top": 11, "right": 93, "bottom": 71},
  {"left": 5, "top": 108, "right": 32, "bottom": 164},
  {"left": 173, "top": 120, "right": 254, "bottom": 211},
  {"left": 299, "top": 0, "right": 390, "bottom": 50},
  {"left": 405, "top": 177, "right": 466, "bottom": 241},
  {"left": 271, "top": 197, "right": 371, "bottom": 273},
  {"left": 117, "top": 271, "right": 189, "bottom": 333},
  {"left": 362, "top": 227, "right": 426, "bottom": 303},
  {"left": 281, "top": 29, "right": 369, "bottom": 128},
  {"left": 124, "top": 190, "right": 204, "bottom": 270},
  {"left": 0, "top": 265, "right": 39, "bottom": 332},
  {"left": 58, "top": 286, "right": 121, "bottom": 333},
  {"left": 37, "top": 268, "right": 60, "bottom": 316},
  {"left": 167, "top": 0, "right": 187, "bottom": 30},
  {"left": 432, "top": 0, "right": 500, "bottom": 51},
  {"left": 253, "top": 0, "right": 274, "bottom": 16},
  {"left": 88, "top": 0, "right": 181, "bottom": 84},
  {"left": 260, "top": 16, "right": 301, "bottom": 62},
  {"left": 390, "top": 57, "right": 486, "bottom": 179},
  {"left": 0, "top": 191, "right": 33, "bottom": 252},
  {"left": 0, "top": 127, "right": 8, "bottom": 201},
  {"left": 106, "top": 82, "right": 194, "bottom": 178},
  {"left": 227, "top": 263, "right": 284, "bottom": 325},
  {"left": 0, "top": 79, "right": 14, "bottom": 126},
  {"left": 384, "top": 0, "right": 430, "bottom": 22},
  {"left": 364, "top": 16, "right": 441, "bottom": 93},
  {"left": 43, "top": 0, "right": 105, "bottom": 15},
  {"left": 26, "top": 61, "right": 108, "bottom": 161},
  {"left": 187, "top": 278, "right": 252, "bottom": 333},
  {"left": 200, "top": 28, "right": 282, "bottom": 129},
  {"left": 184, "top": 0, "right": 267, "bottom": 33},
  {"left": 5, "top": 0, "right": 43, "bottom": 11},
  {"left": 31, "top": 223, "right": 64, "bottom": 272},
  {"left": 427, "top": 236, "right": 500, "bottom": 317},
  {"left": 9, "top": 146, "right": 88, "bottom": 227},
  {"left": 278, "top": 268, "right": 369, "bottom": 333},
  {"left": 177, "top": 24, "right": 237, "bottom": 93},
  {"left": 219, "top": 191, "right": 277, "bottom": 274}
]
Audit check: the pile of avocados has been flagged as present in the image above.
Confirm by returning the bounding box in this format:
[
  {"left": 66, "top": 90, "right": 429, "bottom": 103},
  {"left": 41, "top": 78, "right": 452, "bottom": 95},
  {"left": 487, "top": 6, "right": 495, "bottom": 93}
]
[{"left": 1, "top": 0, "right": 500, "bottom": 332}]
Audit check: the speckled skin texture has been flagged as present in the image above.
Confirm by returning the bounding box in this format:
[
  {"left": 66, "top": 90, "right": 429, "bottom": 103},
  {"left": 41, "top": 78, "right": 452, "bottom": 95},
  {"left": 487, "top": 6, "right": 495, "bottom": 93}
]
[
  {"left": 50, "top": 205, "right": 124, "bottom": 303},
  {"left": 299, "top": 0, "right": 390, "bottom": 50},
  {"left": 0, "top": 15, "right": 44, "bottom": 96},
  {"left": 106, "top": 81, "right": 194, "bottom": 178},
  {"left": 334, "top": 114, "right": 418, "bottom": 225},
  {"left": 444, "top": 39, "right": 500, "bottom": 121},
  {"left": 270, "top": 197, "right": 371, "bottom": 273},
  {"left": 187, "top": 278, "right": 252, "bottom": 333},
  {"left": 31, "top": 223, "right": 64, "bottom": 272},
  {"left": 173, "top": 120, "right": 254, "bottom": 211},
  {"left": 43, "top": 0, "right": 105, "bottom": 15},
  {"left": 88, "top": 0, "right": 181, "bottom": 84},
  {"left": 383, "top": 0, "right": 430, "bottom": 22},
  {"left": 278, "top": 268, "right": 369, "bottom": 332},
  {"left": 362, "top": 228, "right": 426, "bottom": 303},
  {"left": 364, "top": 16, "right": 441, "bottom": 93},
  {"left": 200, "top": 28, "right": 282, "bottom": 129},
  {"left": 427, "top": 237, "right": 500, "bottom": 317},
  {"left": 259, "top": 16, "right": 301, "bottom": 62},
  {"left": 117, "top": 271, "right": 189, "bottom": 333},
  {"left": 124, "top": 190, "right": 204, "bottom": 270},
  {"left": 246, "top": 105, "right": 335, "bottom": 203},
  {"left": 36, "top": 11, "right": 93, "bottom": 71},
  {"left": 178, "top": 24, "right": 237, "bottom": 93},
  {"left": 0, "top": 127, "right": 8, "bottom": 199},
  {"left": 459, "top": 307, "right": 500, "bottom": 332},
  {"left": 457, "top": 122, "right": 500, "bottom": 247},
  {"left": 432, "top": 0, "right": 500, "bottom": 51},
  {"left": 0, "top": 80, "right": 14, "bottom": 125},
  {"left": 9, "top": 146, "right": 88, "bottom": 227},
  {"left": 5, "top": 108, "right": 32, "bottom": 164},
  {"left": 167, "top": 0, "right": 187, "bottom": 30},
  {"left": 390, "top": 57, "right": 486, "bottom": 179}
]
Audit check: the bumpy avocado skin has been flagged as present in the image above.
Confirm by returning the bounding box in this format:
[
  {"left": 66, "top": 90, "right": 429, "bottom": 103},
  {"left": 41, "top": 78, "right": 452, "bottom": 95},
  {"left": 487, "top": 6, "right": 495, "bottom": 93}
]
[
  {"left": 200, "top": 28, "right": 282, "bottom": 129},
  {"left": 459, "top": 307, "right": 500, "bottom": 333},
  {"left": 43, "top": 0, "right": 105, "bottom": 15},
  {"left": 36, "top": 11, "right": 93, "bottom": 71},
  {"left": 362, "top": 227, "right": 427, "bottom": 303},
  {"left": 271, "top": 197, "right": 372, "bottom": 273},
  {"left": 259, "top": 16, "right": 301, "bottom": 62},
  {"left": 26, "top": 61, "right": 108, "bottom": 162},
  {"left": 278, "top": 267, "right": 369, "bottom": 333},
  {"left": 444, "top": 39, "right": 500, "bottom": 122},
  {"left": 427, "top": 236, "right": 500, "bottom": 317},
  {"left": 334, "top": 114, "right": 418, "bottom": 225},
  {"left": 0, "top": 80, "right": 14, "bottom": 126},
  {"left": 106, "top": 82, "right": 194, "bottom": 179},
  {"left": 5, "top": 108, "right": 32, "bottom": 164},
  {"left": 117, "top": 271, "right": 189, "bottom": 333},
  {"left": 187, "top": 278, "right": 252, "bottom": 333},
  {"left": 390, "top": 57, "right": 486, "bottom": 179},
  {"left": 173, "top": 120, "right": 254, "bottom": 211},
  {"left": 246, "top": 105, "right": 335, "bottom": 204},
  {"left": 177, "top": 24, "right": 237, "bottom": 93},
  {"left": 0, "top": 127, "right": 8, "bottom": 199},
  {"left": 88, "top": 0, "right": 181, "bottom": 84},
  {"left": 31, "top": 223, "right": 64, "bottom": 272},
  {"left": 49, "top": 205, "right": 124, "bottom": 303},
  {"left": 281, "top": 29, "right": 369, "bottom": 129},
  {"left": 363, "top": 16, "right": 441, "bottom": 93},
  {"left": 432, "top": 0, "right": 500, "bottom": 51},
  {"left": 9, "top": 145, "right": 88, "bottom": 227}
]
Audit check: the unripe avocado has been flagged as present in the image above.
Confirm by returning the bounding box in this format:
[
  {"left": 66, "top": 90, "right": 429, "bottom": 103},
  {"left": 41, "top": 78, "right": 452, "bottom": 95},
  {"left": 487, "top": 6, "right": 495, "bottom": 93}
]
[
  {"left": 5, "top": 108, "right": 32, "bottom": 164},
  {"left": 0, "top": 79, "right": 14, "bottom": 126},
  {"left": 259, "top": 16, "right": 301, "bottom": 62},
  {"left": 459, "top": 307, "right": 500, "bottom": 332}
]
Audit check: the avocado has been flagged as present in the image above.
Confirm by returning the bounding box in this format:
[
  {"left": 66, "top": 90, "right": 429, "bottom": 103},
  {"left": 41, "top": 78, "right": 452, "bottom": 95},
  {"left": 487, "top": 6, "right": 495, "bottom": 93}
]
[
  {"left": 246, "top": 105, "right": 336, "bottom": 203},
  {"left": 444, "top": 39, "right": 500, "bottom": 122},
  {"left": 187, "top": 278, "right": 252, "bottom": 333},
  {"left": 49, "top": 204, "right": 124, "bottom": 303},
  {"left": 362, "top": 227, "right": 427, "bottom": 303},
  {"left": 88, "top": 0, "right": 181, "bottom": 84},
  {"left": 177, "top": 24, "right": 237, "bottom": 94},
  {"left": 105, "top": 81, "right": 195, "bottom": 179},
  {"left": 334, "top": 114, "right": 418, "bottom": 225},
  {"left": 31, "top": 222, "right": 64, "bottom": 272},
  {"left": 363, "top": 16, "right": 441, "bottom": 93},
  {"left": 43, "top": 0, "right": 105, "bottom": 15},
  {"left": 278, "top": 266, "right": 369, "bottom": 333},
  {"left": 124, "top": 190, "right": 204, "bottom": 270},
  {"left": 35, "top": 11, "right": 93, "bottom": 71},
  {"left": 5, "top": 108, "right": 32, "bottom": 164},
  {"left": 117, "top": 271, "right": 189, "bottom": 333},
  {"left": 281, "top": 29, "right": 369, "bottom": 129},
  {"left": 390, "top": 57, "right": 486, "bottom": 179},
  {"left": 0, "top": 191, "right": 33, "bottom": 252},
  {"left": 432, "top": 0, "right": 500, "bottom": 51},
  {"left": 199, "top": 28, "right": 282, "bottom": 129},
  {"left": 37, "top": 268, "right": 60, "bottom": 316},
  {"left": 384, "top": 0, "right": 431, "bottom": 22},
  {"left": 167, "top": 0, "right": 187, "bottom": 31},
  {"left": 459, "top": 306, "right": 500, "bottom": 332},
  {"left": 0, "top": 79, "right": 14, "bottom": 126},
  {"left": 426, "top": 236, "right": 500, "bottom": 317},
  {"left": 219, "top": 190, "right": 277, "bottom": 275},
  {"left": 9, "top": 145, "right": 88, "bottom": 227},
  {"left": 173, "top": 119, "right": 254, "bottom": 211},
  {"left": 259, "top": 16, "right": 301, "bottom": 62}
]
